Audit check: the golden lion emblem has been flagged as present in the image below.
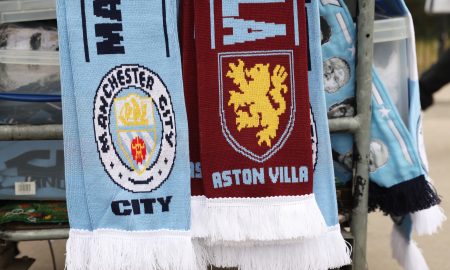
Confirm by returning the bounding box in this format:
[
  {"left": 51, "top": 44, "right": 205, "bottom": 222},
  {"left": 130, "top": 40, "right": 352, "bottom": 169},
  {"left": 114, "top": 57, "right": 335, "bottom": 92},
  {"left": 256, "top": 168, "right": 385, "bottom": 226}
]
[{"left": 227, "top": 59, "right": 288, "bottom": 147}]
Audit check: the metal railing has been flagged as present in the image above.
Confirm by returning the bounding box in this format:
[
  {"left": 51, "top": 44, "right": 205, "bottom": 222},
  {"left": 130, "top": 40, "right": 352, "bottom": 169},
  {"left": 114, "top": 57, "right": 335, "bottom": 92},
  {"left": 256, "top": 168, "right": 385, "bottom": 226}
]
[
  {"left": 0, "top": 1, "right": 375, "bottom": 269},
  {"left": 328, "top": 1, "right": 375, "bottom": 269}
]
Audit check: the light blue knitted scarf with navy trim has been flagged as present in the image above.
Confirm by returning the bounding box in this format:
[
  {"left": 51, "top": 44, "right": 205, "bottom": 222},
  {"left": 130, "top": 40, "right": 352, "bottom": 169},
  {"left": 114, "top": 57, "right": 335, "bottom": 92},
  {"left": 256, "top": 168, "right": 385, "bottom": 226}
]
[
  {"left": 320, "top": 1, "right": 445, "bottom": 269},
  {"left": 57, "top": 0, "right": 199, "bottom": 269}
]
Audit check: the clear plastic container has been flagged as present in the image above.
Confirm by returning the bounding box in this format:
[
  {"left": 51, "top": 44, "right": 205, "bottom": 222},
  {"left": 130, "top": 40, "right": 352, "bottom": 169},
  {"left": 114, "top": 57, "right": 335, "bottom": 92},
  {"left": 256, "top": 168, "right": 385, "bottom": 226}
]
[
  {"left": 425, "top": 0, "right": 450, "bottom": 14},
  {"left": 0, "top": 20, "right": 61, "bottom": 125},
  {"left": 373, "top": 16, "right": 410, "bottom": 44},
  {"left": 373, "top": 16, "right": 410, "bottom": 124},
  {"left": 0, "top": 49, "right": 61, "bottom": 125},
  {"left": 0, "top": 0, "right": 56, "bottom": 24}
]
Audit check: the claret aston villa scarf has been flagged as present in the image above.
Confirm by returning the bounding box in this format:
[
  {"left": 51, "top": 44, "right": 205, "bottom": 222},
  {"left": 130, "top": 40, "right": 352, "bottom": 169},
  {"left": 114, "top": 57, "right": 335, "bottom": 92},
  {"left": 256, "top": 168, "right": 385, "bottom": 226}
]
[
  {"left": 180, "top": 0, "right": 208, "bottom": 242},
  {"left": 191, "top": 0, "right": 331, "bottom": 269},
  {"left": 181, "top": 0, "right": 203, "bottom": 199},
  {"left": 58, "top": 0, "right": 199, "bottom": 269}
]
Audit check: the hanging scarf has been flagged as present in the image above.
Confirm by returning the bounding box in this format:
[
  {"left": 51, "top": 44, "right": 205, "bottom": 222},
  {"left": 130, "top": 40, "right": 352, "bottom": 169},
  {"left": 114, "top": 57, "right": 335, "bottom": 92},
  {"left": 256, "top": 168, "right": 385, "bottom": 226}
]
[
  {"left": 58, "top": 0, "right": 199, "bottom": 269},
  {"left": 187, "top": 0, "right": 350, "bottom": 269},
  {"left": 57, "top": 1, "right": 92, "bottom": 268},
  {"left": 375, "top": 1, "right": 446, "bottom": 269},
  {"left": 306, "top": 0, "right": 352, "bottom": 267},
  {"left": 321, "top": 0, "right": 445, "bottom": 269},
  {"left": 192, "top": 0, "right": 327, "bottom": 268},
  {"left": 320, "top": 0, "right": 441, "bottom": 219}
]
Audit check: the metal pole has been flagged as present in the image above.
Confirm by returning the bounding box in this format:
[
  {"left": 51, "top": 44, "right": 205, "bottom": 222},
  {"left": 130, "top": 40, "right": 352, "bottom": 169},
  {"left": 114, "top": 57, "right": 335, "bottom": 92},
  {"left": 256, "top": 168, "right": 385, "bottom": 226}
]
[
  {"left": 351, "top": 0, "right": 374, "bottom": 269},
  {"left": 0, "top": 229, "right": 68, "bottom": 242},
  {"left": 328, "top": 117, "right": 360, "bottom": 133},
  {"left": 0, "top": 124, "right": 63, "bottom": 141}
]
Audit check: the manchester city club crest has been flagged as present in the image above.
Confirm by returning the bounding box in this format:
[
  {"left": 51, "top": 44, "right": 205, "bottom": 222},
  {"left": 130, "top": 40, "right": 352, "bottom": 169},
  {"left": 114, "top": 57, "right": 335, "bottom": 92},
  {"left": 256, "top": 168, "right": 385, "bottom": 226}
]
[
  {"left": 219, "top": 50, "right": 296, "bottom": 163},
  {"left": 93, "top": 65, "right": 176, "bottom": 193}
]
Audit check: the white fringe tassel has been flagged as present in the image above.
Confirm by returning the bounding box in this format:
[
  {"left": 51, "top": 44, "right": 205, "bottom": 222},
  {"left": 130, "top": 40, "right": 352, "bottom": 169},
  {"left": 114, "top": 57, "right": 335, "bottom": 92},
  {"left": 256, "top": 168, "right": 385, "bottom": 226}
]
[
  {"left": 66, "top": 229, "right": 92, "bottom": 270},
  {"left": 66, "top": 229, "right": 204, "bottom": 270},
  {"left": 412, "top": 205, "right": 447, "bottom": 236},
  {"left": 191, "top": 195, "right": 208, "bottom": 238},
  {"left": 391, "top": 225, "right": 429, "bottom": 270},
  {"left": 201, "top": 225, "right": 351, "bottom": 270},
  {"left": 191, "top": 194, "right": 328, "bottom": 244}
]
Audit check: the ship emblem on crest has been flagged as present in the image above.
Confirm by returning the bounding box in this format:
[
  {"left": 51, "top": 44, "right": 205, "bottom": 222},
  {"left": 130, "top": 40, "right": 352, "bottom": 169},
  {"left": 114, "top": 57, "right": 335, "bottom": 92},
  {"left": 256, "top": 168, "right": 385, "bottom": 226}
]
[{"left": 114, "top": 94, "right": 156, "bottom": 175}]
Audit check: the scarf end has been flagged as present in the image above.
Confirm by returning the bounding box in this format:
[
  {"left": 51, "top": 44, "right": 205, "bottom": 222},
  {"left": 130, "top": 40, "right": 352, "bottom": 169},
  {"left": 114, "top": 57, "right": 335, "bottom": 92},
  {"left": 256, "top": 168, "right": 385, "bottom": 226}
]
[
  {"left": 66, "top": 229, "right": 203, "bottom": 270},
  {"left": 412, "top": 205, "right": 447, "bottom": 236},
  {"left": 192, "top": 194, "right": 328, "bottom": 243},
  {"left": 391, "top": 225, "right": 429, "bottom": 270},
  {"left": 204, "top": 225, "right": 351, "bottom": 270},
  {"left": 66, "top": 229, "right": 93, "bottom": 270},
  {"left": 369, "top": 175, "right": 441, "bottom": 216}
]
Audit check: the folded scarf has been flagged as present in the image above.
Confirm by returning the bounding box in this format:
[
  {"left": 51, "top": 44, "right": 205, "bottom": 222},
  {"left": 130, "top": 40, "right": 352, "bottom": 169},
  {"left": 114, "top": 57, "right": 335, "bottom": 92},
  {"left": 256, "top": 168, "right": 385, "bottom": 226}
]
[
  {"left": 374, "top": 1, "right": 446, "bottom": 269},
  {"left": 321, "top": 0, "right": 445, "bottom": 269},
  {"left": 180, "top": 0, "right": 203, "bottom": 198},
  {"left": 187, "top": 1, "right": 350, "bottom": 269},
  {"left": 57, "top": 1, "right": 92, "bottom": 268},
  {"left": 321, "top": 0, "right": 441, "bottom": 217},
  {"left": 193, "top": 0, "right": 326, "bottom": 241},
  {"left": 180, "top": 0, "right": 207, "bottom": 245},
  {"left": 58, "top": 0, "right": 199, "bottom": 269},
  {"left": 306, "top": 0, "right": 352, "bottom": 267}
]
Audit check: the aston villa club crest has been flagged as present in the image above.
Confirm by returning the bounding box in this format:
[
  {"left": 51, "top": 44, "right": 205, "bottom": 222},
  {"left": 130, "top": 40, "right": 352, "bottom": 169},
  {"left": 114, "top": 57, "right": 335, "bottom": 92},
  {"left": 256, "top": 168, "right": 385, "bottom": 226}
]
[
  {"left": 219, "top": 50, "right": 296, "bottom": 163},
  {"left": 93, "top": 65, "right": 176, "bottom": 193}
]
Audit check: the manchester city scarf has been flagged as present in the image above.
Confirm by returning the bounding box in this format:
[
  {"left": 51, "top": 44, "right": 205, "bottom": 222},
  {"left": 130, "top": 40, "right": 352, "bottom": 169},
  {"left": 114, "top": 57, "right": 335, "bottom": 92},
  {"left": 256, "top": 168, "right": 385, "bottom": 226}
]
[
  {"left": 320, "top": 0, "right": 441, "bottom": 217},
  {"left": 191, "top": 0, "right": 330, "bottom": 268},
  {"left": 306, "top": 0, "right": 352, "bottom": 267},
  {"left": 372, "top": 0, "right": 445, "bottom": 228},
  {"left": 374, "top": 1, "right": 446, "bottom": 269},
  {"left": 58, "top": 0, "right": 199, "bottom": 269},
  {"left": 57, "top": 1, "right": 92, "bottom": 268},
  {"left": 319, "top": 0, "right": 356, "bottom": 187},
  {"left": 321, "top": 1, "right": 444, "bottom": 269}
]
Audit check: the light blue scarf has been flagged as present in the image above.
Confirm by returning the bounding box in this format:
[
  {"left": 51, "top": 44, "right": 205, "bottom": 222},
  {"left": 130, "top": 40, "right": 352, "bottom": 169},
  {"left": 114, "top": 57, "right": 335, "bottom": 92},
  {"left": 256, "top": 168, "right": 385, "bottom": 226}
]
[
  {"left": 374, "top": 1, "right": 446, "bottom": 269},
  {"left": 307, "top": 0, "right": 352, "bottom": 267},
  {"left": 320, "top": 0, "right": 440, "bottom": 218},
  {"left": 57, "top": 1, "right": 92, "bottom": 267},
  {"left": 57, "top": 0, "right": 198, "bottom": 269},
  {"left": 320, "top": 0, "right": 445, "bottom": 269}
]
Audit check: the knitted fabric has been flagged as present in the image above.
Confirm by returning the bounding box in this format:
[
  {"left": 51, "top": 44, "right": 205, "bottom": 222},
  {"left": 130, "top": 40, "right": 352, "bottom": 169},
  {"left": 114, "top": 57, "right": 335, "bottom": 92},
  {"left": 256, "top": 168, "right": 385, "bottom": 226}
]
[
  {"left": 320, "top": 0, "right": 440, "bottom": 217},
  {"left": 187, "top": 1, "right": 350, "bottom": 269},
  {"left": 57, "top": 1, "right": 92, "bottom": 268},
  {"left": 321, "top": 0, "right": 444, "bottom": 269},
  {"left": 58, "top": 0, "right": 199, "bottom": 269}
]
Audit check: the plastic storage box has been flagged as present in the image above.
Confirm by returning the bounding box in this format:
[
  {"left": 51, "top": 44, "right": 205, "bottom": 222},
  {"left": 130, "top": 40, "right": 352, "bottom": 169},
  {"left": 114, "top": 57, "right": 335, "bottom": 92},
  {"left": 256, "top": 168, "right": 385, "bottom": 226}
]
[
  {"left": 373, "top": 16, "right": 410, "bottom": 123},
  {"left": 373, "top": 16, "right": 410, "bottom": 43},
  {"left": 0, "top": 140, "right": 65, "bottom": 200},
  {"left": 0, "top": 20, "right": 61, "bottom": 125},
  {"left": 0, "top": 48, "right": 61, "bottom": 124},
  {"left": 0, "top": 18, "right": 64, "bottom": 200},
  {"left": 0, "top": 0, "right": 56, "bottom": 24}
]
